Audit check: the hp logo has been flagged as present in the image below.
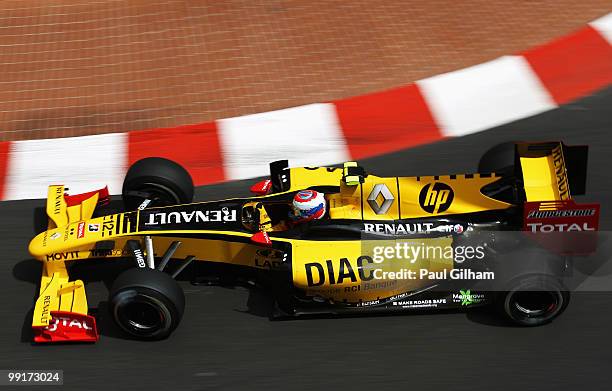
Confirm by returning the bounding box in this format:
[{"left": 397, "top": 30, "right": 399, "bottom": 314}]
[{"left": 419, "top": 182, "right": 454, "bottom": 214}]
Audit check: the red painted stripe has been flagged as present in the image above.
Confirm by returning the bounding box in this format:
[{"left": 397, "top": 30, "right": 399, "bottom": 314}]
[
  {"left": 127, "top": 122, "right": 225, "bottom": 186},
  {"left": 0, "top": 142, "right": 10, "bottom": 199},
  {"left": 333, "top": 84, "right": 442, "bottom": 160},
  {"left": 524, "top": 26, "right": 612, "bottom": 105}
]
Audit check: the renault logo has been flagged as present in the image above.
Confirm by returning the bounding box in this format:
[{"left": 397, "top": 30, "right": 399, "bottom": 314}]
[{"left": 367, "top": 184, "right": 394, "bottom": 214}]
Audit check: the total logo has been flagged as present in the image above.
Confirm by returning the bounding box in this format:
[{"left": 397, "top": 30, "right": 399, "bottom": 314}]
[
  {"left": 419, "top": 182, "right": 454, "bottom": 214},
  {"left": 77, "top": 222, "right": 85, "bottom": 238},
  {"left": 45, "top": 315, "right": 94, "bottom": 332},
  {"left": 526, "top": 222, "right": 595, "bottom": 232}
]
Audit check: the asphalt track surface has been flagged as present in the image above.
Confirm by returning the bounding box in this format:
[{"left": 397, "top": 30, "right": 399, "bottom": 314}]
[{"left": 1, "top": 87, "right": 611, "bottom": 390}]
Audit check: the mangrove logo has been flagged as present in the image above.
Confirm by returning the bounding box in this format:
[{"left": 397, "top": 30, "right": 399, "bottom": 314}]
[
  {"left": 459, "top": 290, "right": 474, "bottom": 306},
  {"left": 419, "top": 182, "right": 454, "bottom": 214}
]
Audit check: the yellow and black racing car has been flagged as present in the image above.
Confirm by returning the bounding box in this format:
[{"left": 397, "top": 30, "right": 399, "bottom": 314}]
[{"left": 27, "top": 141, "right": 599, "bottom": 342}]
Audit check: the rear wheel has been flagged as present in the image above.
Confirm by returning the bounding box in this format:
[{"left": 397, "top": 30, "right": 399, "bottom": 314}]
[
  {"left": 109, "top": 268, "right": 185, "bottom": 340},
  {"left": 498, "top": 275, "right": 569, "bottom": 326},
  {"left": 478, "top": 142, "right": 520, "bottom": 203},
  {"left": 122, "top": 157, "right": 194, "bottom": 210}
]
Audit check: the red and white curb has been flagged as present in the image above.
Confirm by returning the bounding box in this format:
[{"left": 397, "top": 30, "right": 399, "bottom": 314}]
[{"left": 0, "top": 14, "right": 610, "bottom": 201}]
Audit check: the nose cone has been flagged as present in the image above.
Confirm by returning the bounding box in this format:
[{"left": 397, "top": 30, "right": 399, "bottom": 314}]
[{"left": 28, "top": 228, "right": 65, "bottom": 258}]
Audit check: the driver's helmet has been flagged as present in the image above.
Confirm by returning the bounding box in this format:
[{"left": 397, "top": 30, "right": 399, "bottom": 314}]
[{"left": 291, "top": 190, "right": 326, "bottom": 222}]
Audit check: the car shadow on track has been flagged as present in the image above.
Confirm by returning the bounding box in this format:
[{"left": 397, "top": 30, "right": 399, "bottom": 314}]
[
  {"left": 12, "top": 259, "right": 39, "bottom": 343},
  {"left": 13, "top": 256, "right": 517, "bottom": 345},
  {"left": 240, "top": 283, "right": 517, "bottom": 328}
]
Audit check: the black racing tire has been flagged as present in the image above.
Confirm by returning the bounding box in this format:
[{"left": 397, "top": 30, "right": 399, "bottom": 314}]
[
  {"left": 109, "top": 267, "right": 185, "bottom": 340},
  {"left": 478, "top": 142, "right": 517, "bottom": 175},
  {"left": 496, "top": 274, "right": 570, "bottom": 327},
  {"left": 122, "top": 157, "right": 194, "bottom": 210}
]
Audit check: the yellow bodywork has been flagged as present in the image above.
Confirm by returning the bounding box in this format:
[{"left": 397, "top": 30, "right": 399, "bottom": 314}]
[
  {"left": 46, "top": 185, "right": 100, "bottom": 230},
  {"left": 291, "top": 237, "right": 454, "bottom": 303},
  {"left": 32, "top": 185, "right": 97, "bottom": 327},
  {"left": 33, "top": 261, "right": 88, "bottom": 328},
  {"left": 326, "top": 173, "right": 509, "bottom": 221},
  {"left": 520, "top": 144, "right": 570, "bottom": 201}
]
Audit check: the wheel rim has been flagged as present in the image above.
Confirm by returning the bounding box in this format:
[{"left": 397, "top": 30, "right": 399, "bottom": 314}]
[
  {"left": 513, "top": 291, "right": 558, "bottom": 316},
  {"left": 122, "top": 300, "right": 165, "bottom": 331},
  {"left": 508, "top": 289, "right": 563, "bottom": 323},
  {"left": 114, "top": 292, "right": 172, "bottom": 337}
]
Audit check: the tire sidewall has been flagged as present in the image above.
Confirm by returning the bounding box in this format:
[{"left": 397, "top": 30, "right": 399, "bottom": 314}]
[
  {"left": 112, "top": 287, "right": 177, "bottom": 339},
  {"left": 109, "top": 268, "right": 185, "bottom": 340},
  {"left": 500, "top": 274, "right": 569, "bottom": 326},
  {"left": 123, "top": 176, "right": 185, "bottom": 208},
  {"left": 122, "top": 157, "right": 194, "bottom": 210}
]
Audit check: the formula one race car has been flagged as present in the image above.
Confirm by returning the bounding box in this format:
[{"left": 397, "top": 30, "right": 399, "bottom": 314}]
[{"left": 28, "top": 141, "right": 599, "bottom": 342}]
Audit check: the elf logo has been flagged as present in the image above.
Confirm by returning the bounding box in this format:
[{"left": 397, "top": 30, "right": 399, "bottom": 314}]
[{"left": 419, "top": 182, "right": 454, "bottom": 214}]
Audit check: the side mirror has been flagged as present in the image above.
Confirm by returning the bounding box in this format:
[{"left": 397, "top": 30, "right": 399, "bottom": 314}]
[
  {"left": 251, "top": 231, "right": 272, "bottom": 246},
  {"left": 250, "top": 179, "right": 272, "bottom": 195}
]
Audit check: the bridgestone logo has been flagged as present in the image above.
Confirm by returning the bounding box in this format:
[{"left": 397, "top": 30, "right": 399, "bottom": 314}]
[{"left": 527, "top": 209, "right": 595, "bottom": 219}]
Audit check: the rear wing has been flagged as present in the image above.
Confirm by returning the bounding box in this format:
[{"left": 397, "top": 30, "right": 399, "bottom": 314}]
[
  {"left": 31, "top": 185, "right": 109, "bottom": 343},
  {"left": 516, "top": 142, "right": 600, "bottom": 254},
  {"left": 516, "top": 142, "right": 587, "bottom": 202}
]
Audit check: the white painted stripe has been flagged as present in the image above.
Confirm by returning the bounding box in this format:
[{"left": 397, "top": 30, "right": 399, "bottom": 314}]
[
  {"left": 217, "top": 103, "right": 350, "bottom": 180},
  {"left": 590, "top": 12, "right": 612, "bottom": 44},
  {"left": 4, "top": 133, "right": 127, "bottom": 200},
  {"left": 417, "top": 55, "right": 557, "bottom": 137}
]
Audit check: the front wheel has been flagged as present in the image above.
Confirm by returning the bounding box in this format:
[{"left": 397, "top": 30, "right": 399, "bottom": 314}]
[
  {"left": 109, "top": 268, "right": 185, "bottom": 340},
  {"left": 122, "top": 157, "right": 194, "bottom": 210},
  {"left": 497, "top": 275, "right": 570, "bottom": 327}
]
